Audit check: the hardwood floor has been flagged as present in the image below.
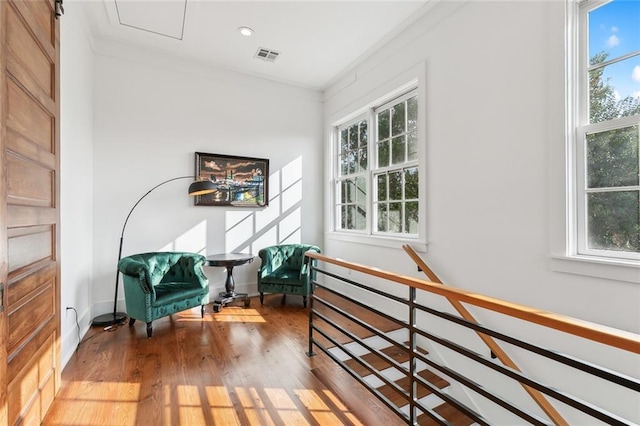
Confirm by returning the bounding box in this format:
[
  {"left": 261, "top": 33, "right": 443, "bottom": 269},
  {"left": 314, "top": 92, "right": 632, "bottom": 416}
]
[{"left": 43, "top": 293, "right": 404, "bottom": 426}]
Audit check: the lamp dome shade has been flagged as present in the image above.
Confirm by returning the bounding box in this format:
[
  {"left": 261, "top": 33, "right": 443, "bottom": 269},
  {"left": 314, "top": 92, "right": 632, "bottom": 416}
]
[{"left": 188, "top": 180, "right": 217, "bottom": 196}]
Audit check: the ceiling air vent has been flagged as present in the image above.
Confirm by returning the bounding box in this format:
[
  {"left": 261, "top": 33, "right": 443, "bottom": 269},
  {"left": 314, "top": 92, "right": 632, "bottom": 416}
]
[{"left": 255, "top": 47, "right": 280, "bottom": 62}]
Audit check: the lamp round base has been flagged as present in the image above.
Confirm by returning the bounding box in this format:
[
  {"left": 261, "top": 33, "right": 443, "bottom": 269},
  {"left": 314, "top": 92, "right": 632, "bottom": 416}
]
[{"left": 91, "top": 312, "right": 127, "bottom": 327}]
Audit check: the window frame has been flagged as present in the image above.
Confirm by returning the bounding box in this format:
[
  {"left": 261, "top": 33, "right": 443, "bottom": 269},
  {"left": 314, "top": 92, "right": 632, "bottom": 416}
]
[
  {"left": 372, "top": 90, "right": 420, "bottom": 237},
  {"left": 329, "top": 82, "right": 427, "bottom": 250},
  {"left": 551, "top": 0, "right": 640, "bottom": 283},
  {"left": 335, "top": 115, "right": 370, "bottom": 234},
  {"left": 574, "top": 0, "right": 640, "bottom": 262}
]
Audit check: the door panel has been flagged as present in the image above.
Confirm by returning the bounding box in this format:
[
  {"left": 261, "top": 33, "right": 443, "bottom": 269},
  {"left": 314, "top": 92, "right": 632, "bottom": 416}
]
[
  {"left": 6, "top": 5, "right": 54, "bottom": 99},
  {"left": 1, "top": 0, "right": 60, "bottom": 424},
  {"left": 7, "top": 334, "right": 55, "bottom": 424},
  {"left": 7, "top": 226, "right": 53, "bottom": 273},
  {"left": 6, "top": 79, "right": 54, "bottom": 152}
]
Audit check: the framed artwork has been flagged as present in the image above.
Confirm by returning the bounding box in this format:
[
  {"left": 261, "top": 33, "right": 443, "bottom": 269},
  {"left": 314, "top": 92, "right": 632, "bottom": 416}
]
[{"left": 194, "top": 152, "right": 269, "bottom": 207}]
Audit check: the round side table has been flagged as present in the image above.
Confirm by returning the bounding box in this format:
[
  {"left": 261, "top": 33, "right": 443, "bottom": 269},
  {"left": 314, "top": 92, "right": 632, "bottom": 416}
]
[{"left": 206, "top": 253, "right": 254, "bottom": 312}]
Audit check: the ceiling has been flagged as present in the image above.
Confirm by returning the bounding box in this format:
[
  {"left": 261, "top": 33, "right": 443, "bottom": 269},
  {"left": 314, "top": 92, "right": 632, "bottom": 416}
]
[{"left": 80, "top": 0, "right": 431, "bottom": 90}]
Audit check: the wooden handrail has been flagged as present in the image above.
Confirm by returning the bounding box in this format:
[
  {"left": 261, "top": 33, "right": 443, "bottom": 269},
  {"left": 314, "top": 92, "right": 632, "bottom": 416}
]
[
  {"left": 305, "top": 251, "right": 640, "bottom": 354},
  {"left": 402, "top": 245, "right": 567, "bottom": 426}
]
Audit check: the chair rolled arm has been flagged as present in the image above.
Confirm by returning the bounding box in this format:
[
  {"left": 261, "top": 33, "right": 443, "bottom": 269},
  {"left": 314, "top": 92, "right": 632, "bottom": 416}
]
[{"left": 118, "top": 256, "right": 148, "bottom": 277}]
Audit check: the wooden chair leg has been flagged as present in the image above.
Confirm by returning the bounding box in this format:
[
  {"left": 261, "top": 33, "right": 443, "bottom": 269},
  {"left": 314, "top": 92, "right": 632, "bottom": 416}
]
[
  {"left": 146, "top": 322, "right": 153, "bottom": 338},
  {"left": 201, "top": 305, "right": 205, "bottom": 318},
  {"left": 129, "top": 317, "right": 136, "bottom": 326},
  {"left": 303, "top": 296, "right": 307, "bottom": 308},
  {"left": 260, "top": 293, "right": 264, "bottom": 305}
]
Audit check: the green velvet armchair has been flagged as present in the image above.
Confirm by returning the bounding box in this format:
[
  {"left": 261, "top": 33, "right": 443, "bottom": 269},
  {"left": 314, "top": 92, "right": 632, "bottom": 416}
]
[
  {"left": 118, "top": 252, "right": 210, "bottom": 337},
  {"left": 257, "top": 244, "right": 321, "bottom": 307}
]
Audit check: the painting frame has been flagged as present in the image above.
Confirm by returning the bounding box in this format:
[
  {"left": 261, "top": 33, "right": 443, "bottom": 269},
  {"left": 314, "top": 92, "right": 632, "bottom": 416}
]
[{"left": 194, "top": 152, "right": 269, "bottom": 207}]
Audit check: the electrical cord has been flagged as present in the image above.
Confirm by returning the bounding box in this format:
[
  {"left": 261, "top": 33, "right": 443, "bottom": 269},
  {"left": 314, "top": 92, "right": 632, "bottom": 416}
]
[{"left": 67, "top": 307, "right": 126, "bottom": 349}]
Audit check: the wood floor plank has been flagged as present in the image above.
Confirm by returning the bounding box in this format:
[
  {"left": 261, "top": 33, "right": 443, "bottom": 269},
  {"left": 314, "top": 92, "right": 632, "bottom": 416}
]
[
  {"left": 44, "top": 293, "right": 475, "bottom": 425},
  {"left": 43, "top": 298, "right": 389, "bottom": 425}
]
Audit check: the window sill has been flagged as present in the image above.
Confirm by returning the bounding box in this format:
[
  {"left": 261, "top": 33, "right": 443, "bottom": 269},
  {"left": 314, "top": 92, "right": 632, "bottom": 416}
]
[
  {"left": 550, "top": 255, "right": 640, "bottom": 284},
  {"left": 326, "top": 231, "right": 428, "bottom": 252}
]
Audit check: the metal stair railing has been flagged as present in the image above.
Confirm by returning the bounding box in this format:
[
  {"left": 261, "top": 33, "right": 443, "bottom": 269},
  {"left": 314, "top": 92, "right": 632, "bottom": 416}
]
[{"left": 305, "top": 251, "right": 640, "bottom": 426}]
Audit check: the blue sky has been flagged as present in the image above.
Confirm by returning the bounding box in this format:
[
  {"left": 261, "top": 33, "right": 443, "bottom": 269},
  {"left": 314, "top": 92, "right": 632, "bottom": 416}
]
[{"left": 589, "top": 0, "right": 640, "bottom": 99}]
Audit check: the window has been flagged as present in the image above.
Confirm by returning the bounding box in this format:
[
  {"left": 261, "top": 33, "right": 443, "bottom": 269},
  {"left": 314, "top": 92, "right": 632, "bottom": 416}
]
[
  {"left": 574, "top": 0, "right": 639, "bottom": 260},
  {"left": 336, "top": 118, "right": 368, "bottom": 231},
  {"left": 374, "top": 93, "right": 419, "bottom": 235},
  {"left": 334, "top": 88, "right": 420, "bottom": 240}
]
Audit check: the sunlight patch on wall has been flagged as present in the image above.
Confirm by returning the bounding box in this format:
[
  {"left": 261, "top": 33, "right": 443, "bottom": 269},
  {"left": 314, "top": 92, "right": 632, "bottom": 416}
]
[
  {"left": 255, "top": 194, "right": 281, "bottom": 231},
  {"left": 224, "top": 210, "right": 254, "bottom": 251},
  {"left": 222, "top": 157, "right": 303, "bottom": 254},
  {"left": 279, "top": 207, "right": 301, "bottom": 244},
  {"left": 252, "top": 227, "right": 279, "bottom": 252},
  {"left": 282, "top": 180, "right": 302, "bottom": 213},
  {"left": 281, "top": 157, "right": 303, "bottom": 213},
  {"left": 281, "top": 156, "right": 302, "bottom": 189},
  {"left": 159, "top": 220, "right": 207, "bottom": 254},
  {"left": 268, "top": 171, "right": 281, "bottom": 205}
]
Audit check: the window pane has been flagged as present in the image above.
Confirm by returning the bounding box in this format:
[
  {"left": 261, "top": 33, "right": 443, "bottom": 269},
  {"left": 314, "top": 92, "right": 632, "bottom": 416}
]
[
  {"left": 405, "top": 201, "right": 419, "bottom": 234},
  {"left": 377, "top": 204, "right": 388, "bottom": 232},
  {"left": 358, "top": 148, "right": 368, "bottom": 172},
  {"left": 340, "top": 205, "right": 348, "bottom": 229},
  {"left": 378, "top": 141, "right": 389, "bottom": 167},
  {"left": 344, "top": 179, "right": 356, "bottom": 203},
  {"left": 407, "top": 131, "right": 418, "bottom": 161},
  {"left": 407, "top": 96, "right": 418, "bottom": 131},
  {"left": 340, "top": 181, "right": 346, "bottom": 203},
  {"left": 377, "top": 174, "right": 387, "bottom": 201},
  {"left": 355, "top": 204, "right": 366, "bottom": 230},
  {"left": 340, "top": 129, "right": 348, "bottom": 153},
  {"left": 588, "top": 0, "right": 640, "bottom": 62},
  {"left": 347, "top": 151, "right": 356, "bottom": 174},
  {"left": 587, "top": 191, "right": 640, "bottom": 252},
  {"left": 356, "top": 176, "right": 366, "bottom": 203},
  {"left": 589, "top": 57, "right": 640, "bottom": 124},
  {"left": 587, "top": 125, "right": 639, "bottom": 188},
  {"left": 378, "top": 109, "right": 390, "bottom": 140},
  {"left": 340, "top": 154, "right": 348, "bottom": 176},
  {"left": 348, "top": 125, "right": 358, "bottom": 150},
  {"left": 389, "top": 202, "right": 402, "bottom": 233},
  {"left": 389, "top": 171, "right": 402, "bottom": 200},
  {"left": 392, "top": 136, "right": 406, "bottom": 164},
  {"left": 359, "top": 121, "right": 368, "bottom": 147},
  {"left": 405, "top": 167, "right": 419, "bottom": 199},
  {"left": 346, "top": 205, "right": 356, "bottom": 229},
  {"left": 391, "top": 103, "right": 406, "bottom": 136}
]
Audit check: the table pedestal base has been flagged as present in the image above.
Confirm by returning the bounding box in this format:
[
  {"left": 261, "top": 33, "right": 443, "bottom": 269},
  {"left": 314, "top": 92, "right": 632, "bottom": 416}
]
[{"left": 213, "top": 291, "right": 250, "bottom": 313}]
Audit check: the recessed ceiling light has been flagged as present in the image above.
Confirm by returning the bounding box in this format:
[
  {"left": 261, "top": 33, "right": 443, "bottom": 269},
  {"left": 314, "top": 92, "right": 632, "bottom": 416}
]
[{"left": 238, "top": 27, "right": 254, "bottom": 37}]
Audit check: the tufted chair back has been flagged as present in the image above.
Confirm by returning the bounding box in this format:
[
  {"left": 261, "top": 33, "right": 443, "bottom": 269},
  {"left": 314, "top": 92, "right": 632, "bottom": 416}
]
[{"left": 257, "top": 244, "right": 321, "bottom": 307}]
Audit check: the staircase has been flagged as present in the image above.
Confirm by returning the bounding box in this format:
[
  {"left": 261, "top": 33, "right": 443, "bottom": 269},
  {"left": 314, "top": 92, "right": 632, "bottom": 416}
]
[{"left": 318, "top": 329, "right": 476, "bottom": 425}]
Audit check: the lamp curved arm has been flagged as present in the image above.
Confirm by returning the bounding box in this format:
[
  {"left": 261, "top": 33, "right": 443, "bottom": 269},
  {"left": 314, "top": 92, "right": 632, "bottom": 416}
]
[{"left": 119, "top": 176, "right": 194, "bottom": 241}]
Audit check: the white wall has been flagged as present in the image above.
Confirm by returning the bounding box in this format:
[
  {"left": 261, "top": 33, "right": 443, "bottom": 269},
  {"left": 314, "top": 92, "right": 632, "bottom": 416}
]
[
  {"left": 60, "top": 2, "right": 95, "bottom": 367},
  {"left": 323, "top": 1, "right": 639, "bottom": 422},
  {"left": 324, "top": 0, "right": 638, "bottom": 334},
  {"left": 90, "top": 40, "right": 324, "bottom": 316}
]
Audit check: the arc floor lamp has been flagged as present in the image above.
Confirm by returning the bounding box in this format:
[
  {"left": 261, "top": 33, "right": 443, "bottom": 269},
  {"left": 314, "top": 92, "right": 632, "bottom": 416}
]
[{"left": 91, "top": 176, "right": 217, "bottom": 327}]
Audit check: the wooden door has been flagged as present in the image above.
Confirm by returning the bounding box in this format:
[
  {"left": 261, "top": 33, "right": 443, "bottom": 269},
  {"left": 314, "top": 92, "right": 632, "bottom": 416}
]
[{"left": 0, "top": 0, "right": 61, "bottom": 424}]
